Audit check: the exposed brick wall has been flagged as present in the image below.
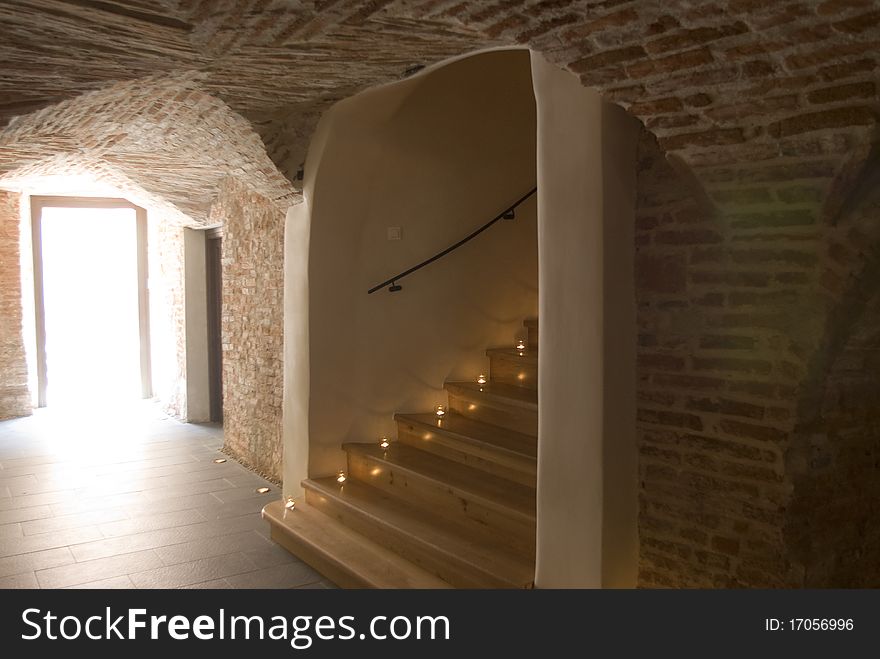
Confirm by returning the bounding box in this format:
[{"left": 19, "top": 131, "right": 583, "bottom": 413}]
[
  {"left": 0, "top": 191, "right": 31, "bottom": 419},
  {"left": 148, "top": 215, "right": 187, "bottom": 419},
  {"left": 635, "top": 129, "right": 808, "bottom": 588},
  {"left": 785, "top": 164, "right": 880, "bottom": 587},
  {"left": 634, "top": 123, "right": 880, "bottom": 587},
  {"left": 211, "top": 177, "right": 284, "bottom": 482},
  {"left": 788, "top": 296, "right": 880, "bottom": 586}
]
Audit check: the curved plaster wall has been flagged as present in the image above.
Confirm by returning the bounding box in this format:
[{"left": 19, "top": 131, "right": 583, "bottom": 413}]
[
  {"left": 531, "top": 54, "right": 639, "bottom": 588},
  {"left": 302, "top": 50, "right": 538, "bottom": 478}
]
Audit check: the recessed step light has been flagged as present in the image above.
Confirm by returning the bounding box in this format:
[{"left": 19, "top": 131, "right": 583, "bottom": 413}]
[
  {"left": 213, "top": 458, "right": 227, "bottom": 464},
  {"left": 256, "top": 486, "right": 271, "bottom": 494}
]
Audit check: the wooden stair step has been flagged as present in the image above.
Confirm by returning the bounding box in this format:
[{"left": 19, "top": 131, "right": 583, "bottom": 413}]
[
  {"left": 396, "top": 412, "right": 537, "bottom": 459},
  {"left": 446, "top": 380, "right": 538, "bottom": 414},
  {"left": 304, "top": 477, "right": 534, "bottom": 589},
  {"left": 344, "top": 442, "right": 535, "bottom": 549},
  {"left": 486, "top": 347, "right": 537, "bottom": 390},
  {"left": 395, "top": 411, "right": 536, "bottom": 487},
  {"left": 262, "top": 499, "right": 451, "bottom": 589},
  {"left": 487, "top": 346, "right": 538, "bottom": 366},
  {"left": 445, "top": 380, "right": 537, "bottom": 437}
]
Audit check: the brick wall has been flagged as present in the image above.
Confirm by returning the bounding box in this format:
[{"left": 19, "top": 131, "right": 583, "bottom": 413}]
[
  {"left": 785, "top": 164, "right": 880, "bottom": 587},
  {"left": 211, "top": 177, "right": 284, "bottom": 482},
  {"left": 0, "top": 190, "right": 31, "bottom": 419},
  {"left": 635, "top": 129, "right": 801, "bottom": 587},
  {"left": 787, "top": 296, "right": 880, "bottom": 586},
  {"left": 634, "top": 118, "right": 880, "bottom": 587}
]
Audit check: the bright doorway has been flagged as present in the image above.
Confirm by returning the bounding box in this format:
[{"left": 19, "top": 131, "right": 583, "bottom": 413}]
[{"left": 31, "top": 197, "right": 151, "bottom": 408}]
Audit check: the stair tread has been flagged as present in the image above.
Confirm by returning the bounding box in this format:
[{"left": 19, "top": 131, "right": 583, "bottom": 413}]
[
  {"left": 343, "top": 442, "right": 536, "bottom": 520},
  {"left": 262, "top": 499, "right": 451, "bottom": 589},
  {"left": 445, "top": 380, "right": 538, "bottom": 410},
  {"left": 305, "top": 477, "right": 534, "bottom": 587},
  {"left": 486, "top": 346, "right": 538, "bottom": 365},
  {"left": 395, "top": 412, "right": 537, "bottom": 459}
]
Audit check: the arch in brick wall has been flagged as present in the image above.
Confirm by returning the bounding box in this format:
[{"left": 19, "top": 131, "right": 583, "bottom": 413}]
[
  {"left": 786, "top": 284, "right": 880, "bottom": 586},
  {"left": 0, "top": 75, "right": 297, "bottom": 225},
  {"left": 629, "top": 103, "right": 878, "bottom": 589},
  {"left": 790, "top": 292, "right": 880, "bottom": 586},
  {"left": 270, "top": 1, "right": 880, "bottom": 204},
  {"left": 794, "top": 145, "right": 880, "bottom": 420},
  {"left": 784, "top": 150, "right": 880, "bottom": 586}
]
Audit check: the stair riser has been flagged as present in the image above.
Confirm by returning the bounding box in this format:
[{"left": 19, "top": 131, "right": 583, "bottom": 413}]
[
  {"left": 396, "top": 421, "right": 536, "bottom": 488},
  {"left": 269, "top": 523, "right": 370, "bottom": 589},
  {"left": 446, "top": 389, "right": 538, "bottom": 437},
  {"left": 304, "top": 486, "right": 514, "bottom": 588},
  {"left": 263, "top": 500, "right": 451, "bottom": 589},
  {"left": 346, "top": 451, "right": 535, "bottom": 553},
  {"left": 489, "top": 352, "right": 537, "bottom": 390}
]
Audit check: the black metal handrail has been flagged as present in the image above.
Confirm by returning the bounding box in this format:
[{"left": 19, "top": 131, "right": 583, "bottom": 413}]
[{"left": 367, "top": 186, "right": 537, "bottom": 294}]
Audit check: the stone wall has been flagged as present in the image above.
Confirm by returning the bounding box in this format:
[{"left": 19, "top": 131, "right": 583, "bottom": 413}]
[
  {"left": 0, "top": 190, "right": 31, "bottom": 419},
  {"left": 211, "top": 178, "right": 284, "bottom": 482},
  {"left": 148, "top": 214, "right": 187, "bottom": 419}
]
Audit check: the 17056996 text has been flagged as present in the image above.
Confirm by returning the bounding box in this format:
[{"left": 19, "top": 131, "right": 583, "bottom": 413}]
[{"left": 765, "top": 619, "right": 854, "bottom": 631}]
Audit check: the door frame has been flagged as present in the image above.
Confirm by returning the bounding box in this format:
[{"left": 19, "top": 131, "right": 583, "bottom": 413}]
[
  {"left": 205, "top": 225, "right": 223, "bottom": 422},
  {"left": 30, "top": 196, "right": 152, "bottom": 407}
]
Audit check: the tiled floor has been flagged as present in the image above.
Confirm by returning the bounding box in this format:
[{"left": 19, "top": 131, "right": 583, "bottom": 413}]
[{"left": 0, "top": 401, "right": 332, "bottom": 589}]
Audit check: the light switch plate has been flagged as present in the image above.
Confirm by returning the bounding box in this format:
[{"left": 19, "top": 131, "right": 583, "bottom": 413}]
[{"left": 387, "top": 226, "right": 402, "bottom": 241}]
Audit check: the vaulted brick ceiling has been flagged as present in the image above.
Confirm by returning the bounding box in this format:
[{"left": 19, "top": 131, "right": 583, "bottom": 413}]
[{"left": 0, "top": 0, "right": 878, "bottom": 222}]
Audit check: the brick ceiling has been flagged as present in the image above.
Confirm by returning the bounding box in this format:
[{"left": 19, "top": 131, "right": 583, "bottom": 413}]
[{"left": 0, "top": 0, "right": 878, "bottom": 222}]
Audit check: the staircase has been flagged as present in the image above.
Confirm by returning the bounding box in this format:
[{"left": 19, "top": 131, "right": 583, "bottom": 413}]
[{"left": 263, "top": 318, "right": 539, "bottom": 588}]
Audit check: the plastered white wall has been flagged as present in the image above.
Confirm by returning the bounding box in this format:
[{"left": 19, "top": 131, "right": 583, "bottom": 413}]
[
  {"left": 531, "top": 52, "right": 639, "bottom": 588},
  {"left": 303, "top": 50, "right": 539, "bottom": 477}
]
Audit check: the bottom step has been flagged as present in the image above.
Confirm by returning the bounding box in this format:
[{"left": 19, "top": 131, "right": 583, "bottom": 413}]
[
  {"left": 305, "top": 477, "right": 534, "bottom": 588},
  {"left": 262, "top": 499, "right": 451, "bottom": 589}
]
